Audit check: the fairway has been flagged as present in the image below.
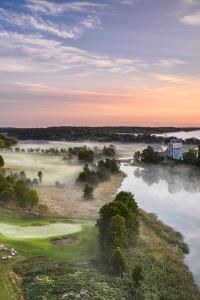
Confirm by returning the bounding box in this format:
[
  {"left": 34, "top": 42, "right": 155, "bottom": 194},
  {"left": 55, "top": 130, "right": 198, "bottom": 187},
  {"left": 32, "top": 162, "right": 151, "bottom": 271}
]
[{"left": 0, "top": 223, "right": 82, "bottom": 239}]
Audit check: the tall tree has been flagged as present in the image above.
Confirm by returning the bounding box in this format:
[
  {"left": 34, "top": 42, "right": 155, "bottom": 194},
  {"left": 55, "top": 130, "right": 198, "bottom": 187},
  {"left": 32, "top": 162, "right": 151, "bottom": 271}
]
[
  {"left": 0, "top": 155, "right": 4, "bottom": 168},
  {"left": 38, "top": 171, "right": 43, "bottom": 184}
]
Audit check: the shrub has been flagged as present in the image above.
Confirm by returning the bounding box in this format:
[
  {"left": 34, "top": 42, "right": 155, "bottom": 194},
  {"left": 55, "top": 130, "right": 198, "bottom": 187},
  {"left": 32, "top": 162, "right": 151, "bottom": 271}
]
[
  {"left": 83, "top": 184, "right": 94, "bottom": 200},
  {"left": 0, "top": 155, "right": 4, "bottom": 168}
]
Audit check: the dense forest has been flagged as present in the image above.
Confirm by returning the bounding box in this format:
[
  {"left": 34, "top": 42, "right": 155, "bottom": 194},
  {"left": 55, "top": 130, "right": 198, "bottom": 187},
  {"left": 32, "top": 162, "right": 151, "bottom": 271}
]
[{"left": 1, "top": 127, "right": 200, "bottom": 144}]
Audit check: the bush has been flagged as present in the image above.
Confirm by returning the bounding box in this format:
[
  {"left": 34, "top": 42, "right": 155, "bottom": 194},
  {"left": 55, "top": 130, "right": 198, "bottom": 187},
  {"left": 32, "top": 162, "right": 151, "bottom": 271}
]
[
  {"left": 0, "top": 155, "right": 4, "bottom": 168},
  {"left": 23, "top": 189, "right": 39, "bottom": 210},
  {"left": 83, "top": 184, "right": 94, "bottom": 200},
  {"left": 132, "top": 265, "right": 144, "bottom": 289},
  {"left": 98, "top": 159, "right": 119, "bottom": 174},
  {"left": 103, "top": 145, "right": 116, "bottom": 157},
  {"left": 77, "top": 165, "right": 99, "bottom": 186},
  {"left": 0, "top": 186, "right": 16, "bottom": 202}
]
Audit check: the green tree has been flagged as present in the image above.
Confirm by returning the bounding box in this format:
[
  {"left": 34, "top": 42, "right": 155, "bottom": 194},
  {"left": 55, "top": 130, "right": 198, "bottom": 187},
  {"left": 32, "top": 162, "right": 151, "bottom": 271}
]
[
  {"left": 140, "top": 146, "right": 164, "bottom": 163},
  {"left": 0, "top": 155, "right": 4, "bottom": 168},
  {"left": 183, "top": 150, "right": 197, "bottom": 165},
  {"left": 3, "top": 135, "right": 18, "bottom": 147},
  {"left": 38, "top": 171, "right": 43, "bottom": 184},
  {"left": 78, "top": 164, "right": 99, "bottom": 186},
  {"left": 97, "top": 191, "right": 139, "bottom": 262},
  {"left": 78, "top": 149, "right": 94, "bottom": 163},
  {"left": 23, "top": 189, "right": 39, "bottom": 210},
  {"left": 98, "top": 159, "right": 119, "bottom": 174},
  {"left": 134, "top": 151, "right": 141, "bottom": 162},
  {"left": 0, "top": 186, "right": 16, "bottom": 203},
  {"left": 0, "top": 174, "right": 7, "bottom": 192},
  {"left": 0, "top": 139, "right": 5, "bottom": 148},
  {"left": 20, "top": 171, "right": 26, "bottom": 180},
  {"left": 15, "top": 179, "right": 27, "bottom": 205},
  {"left": 83, "top": 184, "right": 94, "bottom": 200},
  {"left": 110, "top": 247, "right": 127, "bottom": 276},
  {"left": 103, "top": 145, "right": 116, "bottom": 157},
  {"left": 97, "top": 166, "right": 111, "bottom": 182},
  {"left": 107, "top": 215, "right": 128, "bottom": 252},
  {"left": 115, "top": 192, "right": 139, "bottom": 246}
]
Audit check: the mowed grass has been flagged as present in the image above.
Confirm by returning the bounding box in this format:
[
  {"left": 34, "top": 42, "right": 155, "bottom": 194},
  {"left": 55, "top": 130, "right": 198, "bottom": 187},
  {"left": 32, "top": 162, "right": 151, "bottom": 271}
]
[
  {"left": 0, "top": 216, "right": 98, "bottom": 261},
  {"left": 0, "top": 223, "right": 82, "bottom": 239}
]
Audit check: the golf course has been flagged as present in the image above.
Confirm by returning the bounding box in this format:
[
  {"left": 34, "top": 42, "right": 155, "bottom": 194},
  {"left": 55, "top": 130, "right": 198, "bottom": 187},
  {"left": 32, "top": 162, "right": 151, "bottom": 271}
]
[{"left": 0, "top": 215, "right": 97, "bottom": 260}]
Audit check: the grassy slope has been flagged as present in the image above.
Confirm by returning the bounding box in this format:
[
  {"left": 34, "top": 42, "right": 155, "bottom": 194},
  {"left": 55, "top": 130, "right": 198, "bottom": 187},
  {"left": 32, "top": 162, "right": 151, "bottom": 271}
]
[
  {"left": 0, "top": 258, "right": 24, "bottom": 300},
  {"left": 7, "top": 211, "right": 199, "bottom": 300}
]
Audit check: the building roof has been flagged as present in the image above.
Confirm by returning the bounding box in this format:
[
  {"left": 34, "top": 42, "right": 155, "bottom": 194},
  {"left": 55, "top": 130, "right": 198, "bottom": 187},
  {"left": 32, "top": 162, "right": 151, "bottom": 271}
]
[{"left": 170, "top": 138, "right": 183, "bottom": 143}]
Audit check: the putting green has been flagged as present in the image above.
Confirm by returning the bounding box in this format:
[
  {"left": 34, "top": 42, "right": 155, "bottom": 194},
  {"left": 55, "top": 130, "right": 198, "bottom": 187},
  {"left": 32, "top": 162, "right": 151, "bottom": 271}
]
[{"left": 0, "top": 223, "right": 82, "bottom": 239}]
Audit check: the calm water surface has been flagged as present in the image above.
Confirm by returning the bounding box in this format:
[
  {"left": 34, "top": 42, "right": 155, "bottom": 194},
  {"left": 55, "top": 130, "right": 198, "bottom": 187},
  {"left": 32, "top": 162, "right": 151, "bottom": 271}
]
[
  {"left": 119, "top": 163, "right": 200, "bottom": 285},
  {"left": 157, "top": 130, "right": 200, "bottom": 140}
]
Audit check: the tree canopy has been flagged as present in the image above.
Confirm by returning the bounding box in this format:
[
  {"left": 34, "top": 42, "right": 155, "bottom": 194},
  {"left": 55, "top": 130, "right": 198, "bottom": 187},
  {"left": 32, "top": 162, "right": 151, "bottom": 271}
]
[
  {"left": 97, "top": 191, "right": 139, "bottom": 275},
  {"left": 134, "top": 146, "right": 164, "bottom": 163},
  {"left": 0, "top": 155, "right": 4, "bottom": 168}
]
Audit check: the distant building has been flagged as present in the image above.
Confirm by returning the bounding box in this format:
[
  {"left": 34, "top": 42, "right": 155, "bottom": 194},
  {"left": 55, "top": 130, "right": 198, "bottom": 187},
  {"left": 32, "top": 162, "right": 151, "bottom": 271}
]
[
  {"left": 167, "top": 138, "right": 183, "bottom": 160},
  {"left": 150, "top": 144, "right": 165, "bottom": 158},
  {"left": 151, "top": 144, "right": 164, "bottom": 154}
]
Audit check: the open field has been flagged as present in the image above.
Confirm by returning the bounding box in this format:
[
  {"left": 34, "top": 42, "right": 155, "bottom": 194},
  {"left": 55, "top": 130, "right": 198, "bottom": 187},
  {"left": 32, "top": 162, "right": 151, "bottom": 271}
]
[
  {"left": 1, "top": 148, "right": 125, "bottom": 219},
  {"left": 37, "top": 173, "right": 125, "bottom": 219},
  {"left": 2, "top": 151, "right": 82, "bottom": 185}
]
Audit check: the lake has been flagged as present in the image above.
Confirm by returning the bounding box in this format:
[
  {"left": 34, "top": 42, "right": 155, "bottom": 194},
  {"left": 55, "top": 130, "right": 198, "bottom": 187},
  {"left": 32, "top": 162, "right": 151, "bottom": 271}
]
[
  {"left": 119, "top": 163, "right": 200, "bottom": 286},
  {"left": 157, "top": 129, "right": 200, "bottom": 140}
]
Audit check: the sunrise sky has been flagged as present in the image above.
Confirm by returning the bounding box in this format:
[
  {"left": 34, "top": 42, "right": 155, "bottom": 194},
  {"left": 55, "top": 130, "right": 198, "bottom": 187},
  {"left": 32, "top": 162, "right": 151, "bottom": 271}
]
[{"left": 0, "top": 0, "right": 200, "bottom": 127}]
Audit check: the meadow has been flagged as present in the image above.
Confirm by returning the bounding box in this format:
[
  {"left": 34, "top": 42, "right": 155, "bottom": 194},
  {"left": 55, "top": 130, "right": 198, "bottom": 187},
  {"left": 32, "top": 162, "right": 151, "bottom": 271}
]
[{"left": 2, "top": 151, "right": 82, "bottom": 185}]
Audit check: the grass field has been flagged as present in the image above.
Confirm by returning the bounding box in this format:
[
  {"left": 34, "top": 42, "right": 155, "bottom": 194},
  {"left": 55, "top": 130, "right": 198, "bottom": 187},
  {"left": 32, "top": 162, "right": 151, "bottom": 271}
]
[
  {"left": 0, "top": 217, "right": 97, "bottom": 260},
  {"left": 0, "top": 212, "right": 97, "bottom": 300},
  {"left": 0, "top": 223, "right": 82, "bottom": 239}
]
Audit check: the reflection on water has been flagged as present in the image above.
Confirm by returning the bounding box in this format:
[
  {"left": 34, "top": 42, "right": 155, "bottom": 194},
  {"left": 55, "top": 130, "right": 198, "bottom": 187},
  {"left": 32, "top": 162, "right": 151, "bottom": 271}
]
[
  {"left": 120, "top": 163, "right": 200, "bottom": 286},
  {"left": 134, "top": 164, "right": 200, "bottom": 194}
]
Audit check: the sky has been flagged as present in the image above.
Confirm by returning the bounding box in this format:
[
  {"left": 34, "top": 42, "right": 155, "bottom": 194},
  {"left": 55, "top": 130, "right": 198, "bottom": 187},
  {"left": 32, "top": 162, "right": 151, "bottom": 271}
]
[{"left": 0, "top": 0, "right": 200, "bottom": 127}]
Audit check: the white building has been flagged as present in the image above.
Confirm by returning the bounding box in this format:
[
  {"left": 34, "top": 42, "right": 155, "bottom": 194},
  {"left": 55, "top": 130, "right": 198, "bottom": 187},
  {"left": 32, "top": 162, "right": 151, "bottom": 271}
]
[{"left": 167, "top": 138, "right": 183, "bottom": 160}]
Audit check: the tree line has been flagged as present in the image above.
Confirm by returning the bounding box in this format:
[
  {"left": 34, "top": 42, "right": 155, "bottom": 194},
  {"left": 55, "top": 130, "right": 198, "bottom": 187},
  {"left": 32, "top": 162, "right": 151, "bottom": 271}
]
[
  {"left": 0, "top": 134, "right": 18, "bottom": 149},
  {"left": 0, "top": 155, "right": 44, "bottom": 212}
]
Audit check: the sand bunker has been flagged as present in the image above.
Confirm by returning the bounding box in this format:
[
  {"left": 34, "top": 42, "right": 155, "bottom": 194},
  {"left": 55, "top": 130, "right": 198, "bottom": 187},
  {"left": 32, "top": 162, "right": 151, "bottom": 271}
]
[
  {"left": 0, "top": 223, "right": 82, "bottom": 239},
  {"left": 51, "top": 236, "right": 77, "bottom": 246}
]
